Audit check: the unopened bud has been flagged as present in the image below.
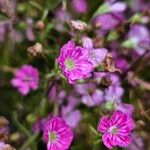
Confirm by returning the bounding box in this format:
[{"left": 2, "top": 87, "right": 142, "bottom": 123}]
[
  {"left": 70, "top": 20, "right": 88, "bottom": 31},
  {"left": 27, "top": 43, "right": 43, "bottom": 57},
  {"left": 35, "top": 20, "right": 45, "bottom": 30}
]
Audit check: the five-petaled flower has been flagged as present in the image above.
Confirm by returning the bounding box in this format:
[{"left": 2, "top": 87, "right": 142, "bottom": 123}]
[
  {"left": 43, "top": 116, "right": 73, "bottom": 150},
  {"left": 57, "top": 40, "right": 93, "bottom": 84},
  {"left": 11, "top": 65, "right": 39, "bottom": 95},
  {"left": 98, "top": 111, "right": 135, "bottom": 149}
]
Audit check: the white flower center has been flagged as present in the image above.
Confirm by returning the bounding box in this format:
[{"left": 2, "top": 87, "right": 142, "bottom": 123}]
[
  {"left": 65, "top": 58, "right": 75, "bottom": 70},
  {"left": 108, "top": 126, "right": 118, "bottom": 134},
  {"left": 49, "top": 131, "right": 57, "bottom": 142}
]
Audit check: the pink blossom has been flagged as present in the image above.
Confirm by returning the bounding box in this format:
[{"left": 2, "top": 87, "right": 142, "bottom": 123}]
[
  {"left": 57, "top": 40, "right": 93, "bottom": 84},
  {"left": 82, "top": 37, "right": 107, "bottom": 67},
  {"left": 71, "top": 0, "right": 88, "bottom": 13},
  {"left": 94, "top": 13, "right": 124, "bottom": 31},
  {"left": 11, "top": 65, "right": 39, "bottom": 95},
  {"left": 98, "top": 111, "right": 135, "bottom": 149},
  {"left": 43, "top": 116, "right": 73, "bottom": 150},
  {"left": 61, "top": 96, "right": 82, "bottom": 128},
  {"left": 75, "top": 83, "right": 104, "bottom": 107}
]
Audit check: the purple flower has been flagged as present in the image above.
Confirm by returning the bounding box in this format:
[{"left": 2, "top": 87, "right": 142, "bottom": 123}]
[
  {"left": 94, "top": 72, "right": 121, "bottom": 86},
  {"left": 61, "top": 108, "right": 82, "bottom": 129},
  {"left": 71, "top": 0, "right": 88, "bottom": 13},
  {"left": 11, "top": 65, "right": 39, "bottom": 95},
  {"left": 57, "top": 40, "right": 93, "bottom": 84},
  {"left": 98, "top": 111, "right": 135, "bottom": 149},
  {"left": 127, "top": 133, "right": 144, "bottom": 150},
  {"left": 104, "top": 85, "right": 124, "bottom": 103},
  {"left": 127, "top": 24, "right": 150, "bottom": 55},
  {"left": 82, "top": 37, "right": 107, "bottom": 67},
  {"left": 43, "top": 116, "right": 73, "bottom": 150},
  {"left": 75, "top": 83, "right": 104, "bottom": 107},
  {"left": 94, "top": 12, "right": 124, "bottom": 31},
  {"left": 55, "top": 8, "right": 71, "bottom": 32},
  {"left": 108, "top": 2, "right": 126, "bottom": 12},
  {"left": 116, "top": 103, "right": 134, "bottom": 116},
  {"left": 32, "top": 116, "right": 51, "bottom": 133},
  {"left": 25, "top": 18, "right": 35, "bottom": 41},
  {"left": 61, "top": 96, "right": 82, "bottom": 128}
]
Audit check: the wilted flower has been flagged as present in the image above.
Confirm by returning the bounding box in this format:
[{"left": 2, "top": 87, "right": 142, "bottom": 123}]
[
  {"left": 43, "top": 116, "right": 73, "bottom": 150},
  {"left": 71, "top": 20, "right": 88, "bottom": 31},
  {"left": 27, "top": 43, "right": 43, "bottom": 57},
  {"left": 71, "top": 0, "right": 88, "bottom": 13},
  {"left": 57, "top": 40, "right": 93, "bottom": 84},
  {"left": 98, "top": 111, "right": 135, "bottom": 149},
  {"left": 35, "top": 20, "right": 45, "bottom": 30},
  {"left": 11, "top": 65, "right": 39, "bottom": 95},
  {"left": 75, "top": 83, "right": 104, "bottom": 107},
  {"left": 82, "top": 37, "right": 107, "bottom": 67}
]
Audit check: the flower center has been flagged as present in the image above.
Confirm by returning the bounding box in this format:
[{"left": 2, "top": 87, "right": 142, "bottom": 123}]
[
  {"left": 65, "top": 58, "right": 75, "bottom": 70},
  {"left": 109, "top": 126, "right": 118, "bottom": 134},
  {"left": 49, "top": 131, "right": 57, "bottom": 142}
]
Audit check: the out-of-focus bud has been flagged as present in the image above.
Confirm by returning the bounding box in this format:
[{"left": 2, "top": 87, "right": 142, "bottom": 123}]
[
  {"left": 103, "top": 53, "right": 122, "bottom": 73},
  {"left": 70, "top": 20, "right": 88, "bottom": 31},
  {"left": 0, "top": 142, "right": 16, "bottom": 150},
  {"left": 0, "top": 0, "right": 17, "bottom": 21},
  {"left": 9, "top": 132, "right": 20, "bottom": 142},
  {"left": 35, "top": 20, "right": 45, "bottom": 30},
  {"left": 27, "top": 43, "right": 43, "bottom": 57},
  {"left": 0, "top": 116, "right": 9, "bottom": 142}
]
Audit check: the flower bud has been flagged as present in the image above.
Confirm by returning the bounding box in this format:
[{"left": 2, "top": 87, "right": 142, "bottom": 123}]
[
  {"left": 70, "top": 20, "right": 88, "bottom": 31},
  {"left": 27, "top": 43, "right": 43, "bottom": 57},
  {"left": 35, "top": 20, "right": 45, "bottom": 30}
]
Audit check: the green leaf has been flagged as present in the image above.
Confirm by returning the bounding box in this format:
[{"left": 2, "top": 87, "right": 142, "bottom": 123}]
[
  {"left": 122, "top": 39, "right": 136, "bottom": 48},
  {"left": 89, "top": 125, "right": 99, "bottom": 136},
  {"left": 47, "top": 0, "right": 63, "bottom": 11},
  {"left": 93, "top": 3, "right": 110, "bottom": 17}
]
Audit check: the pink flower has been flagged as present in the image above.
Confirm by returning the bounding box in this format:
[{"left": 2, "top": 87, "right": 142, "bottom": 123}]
[
  {"left": 98, "top": 111, "right": 135, "bottom": 149},
  {"left": 82, "top": 37, "right": 107, "bottom": 67},
  {"left": 75, "top": 83, "right": 104, "bottom": 107},
  {"left": 57, "top": 40, "right": 93, "bottom": 84},
  {"left": 71, "top": 0, "right": 88, "bottom": 13},
  {"left": 43, "top": 116, "right": 73, "bottom": 150},
  {"left": 11, "top": 65, "right": 39, "bottom": 95}
]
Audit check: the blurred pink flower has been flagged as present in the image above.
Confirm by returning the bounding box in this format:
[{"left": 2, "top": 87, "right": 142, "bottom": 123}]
[
  {"left": 57, "top": 40, "right": 93, "bottom": 84},
  {"left": 75, "top": 83, "right": 104, "bottom": 107},
  {"left": 127, "top": 133, "right": 144, "bottom": 150},
  {"left": 71, "top": 0, "right": 88, "bottom": 13},
  {"left": 98, "top": 111, "right": 135, "bottom": 149},
  {"left": 82, "top": 37, "right": 107, "bottom": 67},
  {"left": 128, "top": 24, "right": 150, "bottom": 55},
  {"left": 94, "top": 13, "right": 124, "bottom": 31},
  {"left": 11, "top": 65, "right": 39, "bottom": 95},
  {"left": 43, "top": 116, "right": 73, "bottom": 150},
  {"left": 61, "top": 96, "right": 82, "bottom": 128}
]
